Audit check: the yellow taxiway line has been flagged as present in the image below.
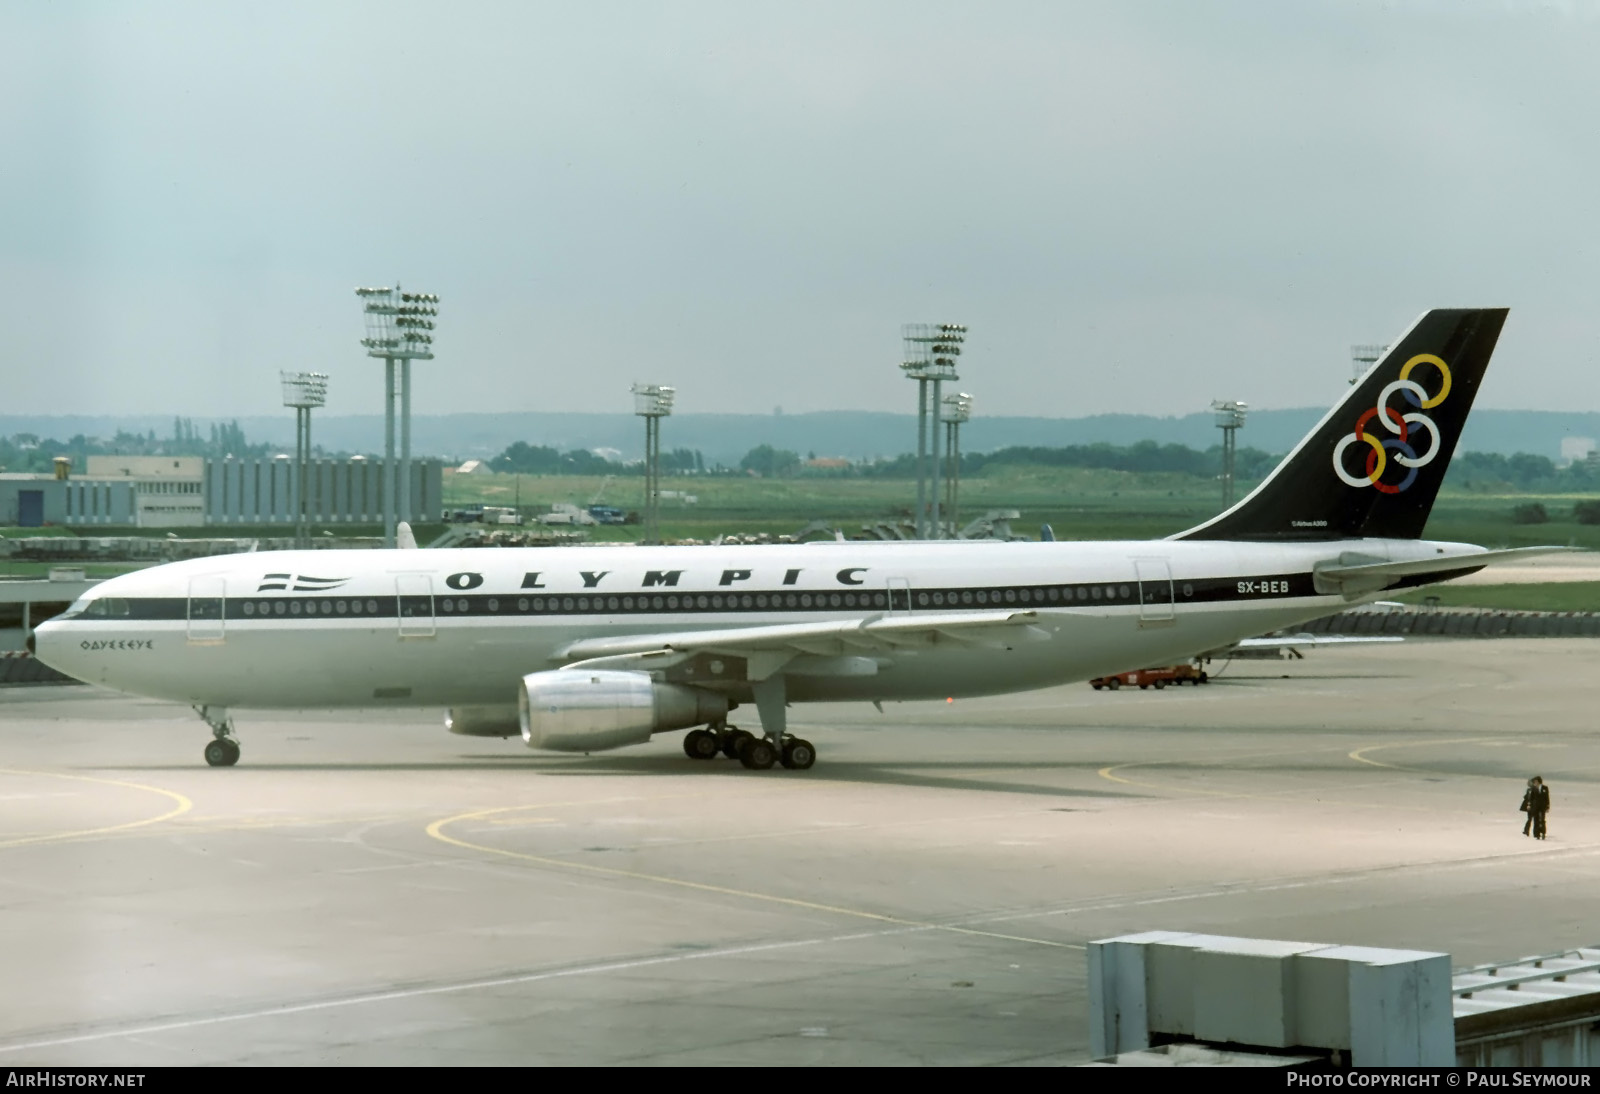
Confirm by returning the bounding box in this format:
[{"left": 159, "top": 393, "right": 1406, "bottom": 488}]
[
  {"left": 426, "top": 802, "right": 1074, "bottom": 949},
  {"left": 1348, "top": 737, "right": 1487, "bottom": 770},
  {"left": 0, "top": 768, "right": 193, "bottom": 850}
]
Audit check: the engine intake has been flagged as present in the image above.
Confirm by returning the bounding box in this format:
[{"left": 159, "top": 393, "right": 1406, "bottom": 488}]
[{"left": 519, "top": 669, "right": 730, "bottom": 753}]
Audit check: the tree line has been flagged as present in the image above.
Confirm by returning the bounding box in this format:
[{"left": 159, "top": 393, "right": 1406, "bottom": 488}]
[
  {"left": 486, "top": 437, "right": 1600, "bottom": 493},
  {"left": 0, "top": 419, "right": 276, "bottom": 474},
  {"left": 12, "top": 423, "right": 1599, "bottom": 495},
  {"left": 491, "top": 443, "right": 706, "bottom": 475}
]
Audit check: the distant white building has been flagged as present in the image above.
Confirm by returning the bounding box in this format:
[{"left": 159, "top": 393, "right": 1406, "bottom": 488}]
[
  {"left": 1560, "top": 438, "right": 1596, "bottom": 467},
  {"left": 455, "top": 459, "right": 493, "bottom": 475},
  {"left": 85, "top": 455, "right": 206, "bottom": 528}
]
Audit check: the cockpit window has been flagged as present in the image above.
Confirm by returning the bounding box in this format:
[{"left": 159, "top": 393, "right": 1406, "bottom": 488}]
[{"left": 80, "top": 598, "right": 130, "bottom": 618}]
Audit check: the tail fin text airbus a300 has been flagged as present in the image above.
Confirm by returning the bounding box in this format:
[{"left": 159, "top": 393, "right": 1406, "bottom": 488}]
[{"left": 32, "top": 308, "right": 1563, "bottom": 769}]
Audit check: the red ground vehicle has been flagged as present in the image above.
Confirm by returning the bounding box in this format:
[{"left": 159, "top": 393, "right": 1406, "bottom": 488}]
[{"left": 1090, "top": 664, "right": 1208, "bottom": 690}]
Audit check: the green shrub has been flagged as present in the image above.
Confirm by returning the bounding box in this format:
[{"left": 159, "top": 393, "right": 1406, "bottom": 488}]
[{"left": 1512, "top": 502, "right": 1549, "bottom": 525}]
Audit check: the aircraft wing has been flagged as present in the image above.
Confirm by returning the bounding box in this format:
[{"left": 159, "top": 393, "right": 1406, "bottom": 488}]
[{"left": 554, "top": 610, "right": 1050, "bottom": 680}]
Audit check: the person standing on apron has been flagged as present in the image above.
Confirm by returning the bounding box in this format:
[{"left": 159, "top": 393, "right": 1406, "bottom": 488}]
[{"left": 1521, "top": 776, "right": 1550, "bottom": 840}]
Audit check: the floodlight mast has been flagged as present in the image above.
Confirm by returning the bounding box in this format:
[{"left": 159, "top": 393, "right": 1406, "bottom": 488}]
[
  {"left": 356, "top": 285, "right": 439, "bottom": 547},
  {"left": 280, "top": 371, "right": 329, "bottom": 549},
  {"left": 941, "top": 391, "right": 973, "bottom": 535},
  {"left": 1350, "top": 344, "right": 1385, "bottom": 386},
  {"left": 632, "top": 383, "right": 675, "bottom": 545},
  {"left": 901, "top": 323, "right": 965, "bottom": 538},
  {"left": 1212, "top": 400, "right": 1248, "bottom": 509}
]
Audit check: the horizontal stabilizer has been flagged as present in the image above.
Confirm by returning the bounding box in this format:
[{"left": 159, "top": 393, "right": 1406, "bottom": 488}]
[
  {"left": 1233, "top": 635, "right": 1405, "bottom": 649},
  {"left": 1318, "top": 543, "right": 1580, "bottom": 594},
  {"left": 1197, "top": 633, "right": 1404, "bottom": 660}
]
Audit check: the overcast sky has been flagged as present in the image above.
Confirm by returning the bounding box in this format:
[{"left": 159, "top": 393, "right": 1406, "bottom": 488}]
[{"left": 3, "top": 1, "right": 1598, "bottom": 424}]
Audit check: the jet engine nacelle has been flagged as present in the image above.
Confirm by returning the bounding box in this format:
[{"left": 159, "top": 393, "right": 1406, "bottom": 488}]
[
  {"left": 518, "top": 670, "right": 730, "bottom": 753},
  {"left": 445, "top": 705, "right": 522, "bottom": 738}
]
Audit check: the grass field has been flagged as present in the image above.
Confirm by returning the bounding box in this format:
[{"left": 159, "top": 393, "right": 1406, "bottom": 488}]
[{"left": 440, "top": 468, "right": 1600, "bottom": 550}]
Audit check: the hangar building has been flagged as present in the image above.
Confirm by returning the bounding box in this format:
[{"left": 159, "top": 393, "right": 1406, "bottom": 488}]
[{"left": 0, "top": 457, "right": 441, "bottom": 529}]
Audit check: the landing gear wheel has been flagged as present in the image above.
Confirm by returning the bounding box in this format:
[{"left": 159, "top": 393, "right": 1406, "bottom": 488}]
[
  {"left": 683, "top": 729, "right": 720, "bottom": 760},
  {"left": 780, "top": 738, "right": 816, "bottom": 770},
  {"left": 1199, "top": 672, "right": 1209, "bottom": 684},
  {"left": 739, "top": 739, "right": 777, "bottom": 770},
  {"left": 204, "top": 738, "right": 240, "bottom": 767},
  {"left": 722, "top": 729, "right": 754, "bottom": 760}
]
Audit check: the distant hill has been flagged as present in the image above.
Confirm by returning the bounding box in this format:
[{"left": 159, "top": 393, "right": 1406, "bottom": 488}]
[{"left": 3, "top": 408, "right": 1597, "bottom": 465}]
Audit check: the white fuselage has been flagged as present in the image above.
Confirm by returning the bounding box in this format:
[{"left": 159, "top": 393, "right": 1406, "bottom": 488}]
[{"left": 34, "top": 537, "right": 1477, "bottom": 712}]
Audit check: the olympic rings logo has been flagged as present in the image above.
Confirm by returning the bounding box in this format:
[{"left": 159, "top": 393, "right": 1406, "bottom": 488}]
[{"left": 1332, "top": 353, "right": 1453, "bottom": 495}]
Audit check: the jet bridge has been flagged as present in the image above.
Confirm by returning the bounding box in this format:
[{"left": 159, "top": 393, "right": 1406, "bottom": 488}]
[{"left": 0, "top": 572, "right": 100, "bottom": 650}]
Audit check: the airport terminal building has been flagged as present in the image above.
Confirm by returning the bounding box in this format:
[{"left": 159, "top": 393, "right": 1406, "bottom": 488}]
[{"left": 0, "top": 456, "right": 441, "bottom": 528}]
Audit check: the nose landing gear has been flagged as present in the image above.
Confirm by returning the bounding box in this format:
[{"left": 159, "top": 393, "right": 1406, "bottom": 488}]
[
  {"left": 195, "top": 705, "right": 241, "bottom": 767},
  {"left": 203, "top": 738, "right": 241, "bottom": 767}
]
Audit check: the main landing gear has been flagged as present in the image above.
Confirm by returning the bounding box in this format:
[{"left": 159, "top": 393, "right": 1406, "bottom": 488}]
[
  {"left": 195, "top": 705, "right": 241, "bottom": 767},
  {"left": 681, "top": 676, "right": 814, "bottom": 772},
  {"left": 681, "top": 726, "right": 816, "bottom": 771}
]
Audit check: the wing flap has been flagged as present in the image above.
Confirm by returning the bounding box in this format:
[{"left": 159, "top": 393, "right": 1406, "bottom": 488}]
[{"left": 555, "top": 610, "right": 1047, "bottom": 672}]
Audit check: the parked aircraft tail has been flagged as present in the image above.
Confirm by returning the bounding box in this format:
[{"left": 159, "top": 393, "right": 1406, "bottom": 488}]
[{"left": 1175, "top": 307, "right": 1509, "bottom": 541}]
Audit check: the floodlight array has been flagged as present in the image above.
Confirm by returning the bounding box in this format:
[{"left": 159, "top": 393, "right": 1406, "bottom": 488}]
[
  {"left": 1211, "top": 400, "right": 1248, "bottom": 429},
  {"left": 356, "top": 285, "right": 440, "bottom": 360},
  {"left": 632, "top": 383, "right": 677, "bottom": 418},
  {"left": 941, "top": 391, "right": 974, "bottom": 424},
  {"left": 280, "top": 371, "right": 330, "bottom": 410},
  {"left": 901, "top": 322, "right": 965, "bottom": 380}
]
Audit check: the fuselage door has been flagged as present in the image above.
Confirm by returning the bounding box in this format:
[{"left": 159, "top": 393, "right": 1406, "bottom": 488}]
[
  {"left": 187, "top": 576, "right": 226, "bottom": 643},
  {"left": 1135, "top": 559, "right": 1175, "bottom": 625},
  {"left": 886, "top": 577, "right": 913, "bottom": 615},
  {"left": 396, "top": 574, "right": 436, "bottom": 638}
]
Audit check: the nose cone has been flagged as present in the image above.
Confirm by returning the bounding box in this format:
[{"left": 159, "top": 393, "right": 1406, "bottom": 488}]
[
  {"left": 31, "top": 618, "right": 101, "bottom": 687},
  {"left": 30, "top": 619, "right": 68, "bottom": 672}
]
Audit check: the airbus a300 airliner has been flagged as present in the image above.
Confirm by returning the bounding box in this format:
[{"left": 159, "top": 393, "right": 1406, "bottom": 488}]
[{"left": 32, "top": 308, "right": 1561, "bottom": 770}]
